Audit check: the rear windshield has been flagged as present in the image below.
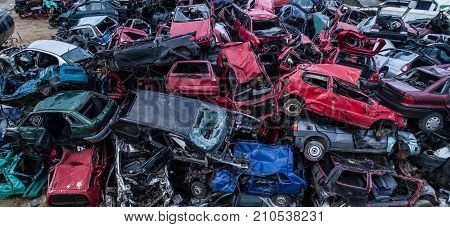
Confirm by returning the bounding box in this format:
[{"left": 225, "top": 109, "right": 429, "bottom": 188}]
[
  {"left": 390, "top": 51, "right": 417, "bottom": 61},
  {"left": 173, "top": 5, "right": 209, "bottom": 22},
  {"left": 395, "top": 70, "right": 441, "bottom": 91},
  {"left": 61, "top": 48, "right": 92, "bottom": 64},
  {"left": 172, "top": 62, "right": 209, "bottom": 74},
  {"left": 78, "top": 96, "right": 108, "bottom": 120},
  {"left": 252, "top": 20, "right": 286, "bottom": 36}
]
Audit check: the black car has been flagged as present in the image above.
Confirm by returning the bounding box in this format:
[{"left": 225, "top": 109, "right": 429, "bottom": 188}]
[
  {"left": 0, "top": 11, "right": 14, "bottom": 47},
  {"left": 89, "top": 34, "right": 200, "bottom": 72},
  {"left": 112, "top": 90, "right": 261, "bottom": 168},
  {"left": 58, "top": 0, "right": 127, "bottom": 28}
]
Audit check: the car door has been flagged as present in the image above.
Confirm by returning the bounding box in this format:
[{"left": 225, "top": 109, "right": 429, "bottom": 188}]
[
  {"left": 428, "top": 78, "right": 450, "bottom": 112},
  {"left": 331, "top": 169, "right": 369, "bottom": 206},
  {"left": 300, "top": 73, "right": 330, "bottom": 114},
  {"left": 326, "top": 78, "right": 353, "bottom": 125},
  {"left": 333, "top": 79, "right": 375, "bottom": 128},
  {"left": 18, "top": 113, "right": 44, "bottom": 143}
]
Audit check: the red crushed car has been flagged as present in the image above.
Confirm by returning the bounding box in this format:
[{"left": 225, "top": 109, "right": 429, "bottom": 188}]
[
  {"left": 323, "top": 30, "right": 386, "bottom": 86},
  {"left": 219, "top": 4, "right": 290, "bottom": 52},
  {"left": 215, "top": 42, "right": 280, "bottom": 121},
  {"left": 277, "top": 64, "right": 405, "bottom": 129},
  {"left": 165, "top": 60, "right": 220, "bottom": 96},
  {"left": 108, "top": 26, "right": 148, "bottom": 49},
  {"left": 246, "top": 0, "right": 275, "bottom": 13},
  {"left": 170, "top": 1, "right": 214, "bottom": 47},
  {"left": 46, "top": 144, "right": 107, "bottom": 207}
]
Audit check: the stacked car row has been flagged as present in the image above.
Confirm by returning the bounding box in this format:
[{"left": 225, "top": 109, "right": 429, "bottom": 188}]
[{"left": 0, "top": 0, "right": 449, "bottom": 207}]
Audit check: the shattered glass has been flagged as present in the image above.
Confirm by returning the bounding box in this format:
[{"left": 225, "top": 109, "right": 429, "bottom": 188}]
[{"left": 189, "top": 105, "right": 226, "bottom": 151}]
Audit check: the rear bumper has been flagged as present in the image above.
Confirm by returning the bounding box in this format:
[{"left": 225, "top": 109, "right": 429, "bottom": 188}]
[{"left": 375, "top": 93, "right": 432, "bottom": 119}]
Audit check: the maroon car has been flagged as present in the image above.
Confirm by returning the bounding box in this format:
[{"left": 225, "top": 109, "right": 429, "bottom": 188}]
[{"left": 377, "top": 65, "right": 450, "bottom": 133}]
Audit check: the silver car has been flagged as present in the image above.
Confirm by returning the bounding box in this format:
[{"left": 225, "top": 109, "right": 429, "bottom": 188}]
[{"left": 375, "top": 43, "right": 450, "bottom": 78}]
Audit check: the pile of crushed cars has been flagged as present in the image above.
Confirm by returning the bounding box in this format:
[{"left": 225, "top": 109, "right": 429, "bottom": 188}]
[{"left": 0, "top": 0, "right": 449, "bottom": 207}]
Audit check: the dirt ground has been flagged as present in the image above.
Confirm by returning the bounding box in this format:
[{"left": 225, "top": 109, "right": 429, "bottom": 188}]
[
  {"left": 1, "top": 0, "right": 51, "bottom": 207},
  {"left": 1, "top": 0, "right": 55, "bottom": 44}
]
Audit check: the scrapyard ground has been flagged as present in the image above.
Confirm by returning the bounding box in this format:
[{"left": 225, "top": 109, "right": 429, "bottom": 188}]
[{"left": 0, "top": 0, "right": 53, "bottom": 207}]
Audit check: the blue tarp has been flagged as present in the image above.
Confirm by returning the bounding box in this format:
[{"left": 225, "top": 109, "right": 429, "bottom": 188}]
[{"left": 212, "top": 140, "right": 307, "bottom": 196}]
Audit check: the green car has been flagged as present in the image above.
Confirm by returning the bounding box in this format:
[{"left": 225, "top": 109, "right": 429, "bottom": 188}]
[
  {"left": 5, "top": 91, "right": 118, "bottom": 146},
  {"left": 0, "top": 149, "right": 47, "bottom": 199}
]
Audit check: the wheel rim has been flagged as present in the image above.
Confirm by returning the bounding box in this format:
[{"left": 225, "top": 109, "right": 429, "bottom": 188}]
[
  {"left": 274, "top": 196, "right": 288, "bottom": 206},
  {"left": 425, "top": 117, "right": 440, "bottom": 130},
  {"left": 308, "top": 145, "right": 322, "bottom": 158},
  {"left": 283, "top": 99, "right": 302, "bottom": 117},
  {"left": 193, "top": 185, "right": 203, "bottom": 197}
]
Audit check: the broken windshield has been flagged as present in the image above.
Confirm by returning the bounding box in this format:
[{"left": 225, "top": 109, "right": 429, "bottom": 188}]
[
  {"left": 189, "top": 105, "right": 227, "bottom": 151},
  {"left": 395, "top": 70, "right": 440, "bottom": 91},
  {"left": 252, "top": 20, "right": 286, "bottom": 36},
  {"left": 173, "top": 5, "right": 209, "bottom": 22}
]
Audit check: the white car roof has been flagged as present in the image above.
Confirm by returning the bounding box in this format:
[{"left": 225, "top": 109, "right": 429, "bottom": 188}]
[
  {"left": 27, "top": 40, "right": 78, "bottom": 56},
  {"left": 77, "top": 16, "right": 109, "bottom": 27}
]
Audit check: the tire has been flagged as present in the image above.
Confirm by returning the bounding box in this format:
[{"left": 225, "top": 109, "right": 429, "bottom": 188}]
[
  {"left": 418, "top": 112, "right": 444, "bottom": 133},
  {"left": 270, "top": 194, "right": 292, "bottom": 207},
  {"left": 283, "top": 97, "right": 304, "bottom": 117},
  {"left": 304, "top": 140, "right": 326, "bottom": 162},
  {"left": 191, "top": 181, "right": 208, "bottom": 199},
  {"left": 413, "top": 199, "right": 433, "bottom": 207},
  {"left": 441, "top": 159, "right": 450, "bottom": 176}
]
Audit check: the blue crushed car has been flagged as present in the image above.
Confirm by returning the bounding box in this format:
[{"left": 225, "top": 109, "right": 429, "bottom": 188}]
[
  {"left": 0, "top": 65, "right": 89, "bottom": 106},
  {"left": 206, "top": 140, "right": 307, "bottom": 207}
]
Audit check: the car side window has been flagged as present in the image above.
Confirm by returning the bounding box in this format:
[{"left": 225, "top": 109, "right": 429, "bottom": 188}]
[
  {"left": 37, "top": 52, "right": 59, "bottom": 68},
  {"left": 65, "top": 114, "right": 82, "bottom": 126},
  {"left": 432, "top": 79, "right": 450, "bottom": 95},
  {"left": 14, "top": 50, "right": 37, "bottom": 71},
  {"left": 22, "top": 114, "right": 43, "bottom": 127},
  {"left": 241, "top": 14, "right": 251, "bottom": 30},
  {"left": 78, "top": 96, "right": 108, "bottom": 120},
  {"left": 76, "top": 5, "right": 88, "bottom": 12},
  {"left": 302, "top": 73, "right": 328, "bottom": 90},
  {"left": 337, "top": 170, "right": 367, "bottom": 189},
  {"left": 333, "top": 79, "right": 370, "bottom": 104},
  {"left": 90, "top": 3, "right": 103, "bottom": 11}
]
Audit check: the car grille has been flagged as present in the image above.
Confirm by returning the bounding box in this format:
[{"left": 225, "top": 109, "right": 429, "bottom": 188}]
[{"left": 49, "top": 194, "right": 89, "bottom": 207}]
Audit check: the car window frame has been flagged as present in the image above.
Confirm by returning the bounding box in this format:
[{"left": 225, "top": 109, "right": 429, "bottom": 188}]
[{"left": 301, "top": 73, "right": 329, "bottom": 90}]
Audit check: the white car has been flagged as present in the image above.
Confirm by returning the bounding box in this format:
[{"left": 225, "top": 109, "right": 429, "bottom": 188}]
[
  {"left": 379, "top": 0, "right": 449, "bottom": 22},
  {"left": 1, "top": 40, "right": 92, "bottom": 75}
]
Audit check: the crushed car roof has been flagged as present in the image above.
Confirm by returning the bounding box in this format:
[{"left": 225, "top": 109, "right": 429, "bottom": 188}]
[
  {"left": 306, "top": 64, "right": 362, "bottom": 85},
  {"left": 34, "top": 91, "right": 92, "bottom": 112},
  {"left": 247, "top": 9, "right": 278, "bottom": 20},
  {"left": 27, "top": 40, "right": 79, "bottom": 56},
  {"left": 76, "top": 16, "right": 110, "bottom": 27}
]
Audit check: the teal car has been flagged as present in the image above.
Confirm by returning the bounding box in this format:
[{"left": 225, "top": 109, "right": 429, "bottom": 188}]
[
  {"left": 0, "top": 149, "right": 47, "bottom": 199},
  {"left": 5, "top": 91, "right": 118, "bottom": 146}
]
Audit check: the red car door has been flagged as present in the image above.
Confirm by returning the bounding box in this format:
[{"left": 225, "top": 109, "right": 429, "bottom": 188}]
[
  {"left": 327, "top": 78, "right": 373, "bottom": 128},
  {"left": 299, "top": 73, "right": 330, "bottom": 114}
]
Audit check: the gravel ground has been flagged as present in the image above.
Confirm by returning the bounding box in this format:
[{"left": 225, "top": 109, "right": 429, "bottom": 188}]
[
  {"left": 1, "top": 0, "right": 55, "bottom": 44},
  {"left": 1, "top": 0, "right": 52, "bottom": 207}
]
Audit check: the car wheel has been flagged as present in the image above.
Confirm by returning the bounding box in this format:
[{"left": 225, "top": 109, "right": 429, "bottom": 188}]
[
  {"left": 304, "top": 140, "right": 326, "bottom": 162},
  {"left": 418, "top": 112, "right": 444, "bottom": 133},
  {"left": 271, "top": 194, "right": 292, "bottom": 207},
  {"left": 283, "top": 98, "right": 304, "bottom": 117},
  {"left": 413, "top": 199, "right": 433, "bottom": 207},
  {"left": 191, "top": 181, "right": 208, "bottom": 199},
  {"left": 441, "top": 159, "right": 450, "bottom": 176}
]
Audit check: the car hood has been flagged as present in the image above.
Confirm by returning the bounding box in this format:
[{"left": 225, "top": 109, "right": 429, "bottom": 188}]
[
  {"left": 381, "top": 78, "right": 421, "bottom": 93},
  {"left": 170, "top": 20, "right": 211, "bottom": 39},
  {"left": 49, "top": 164, "right": 92, "bottom": 191}
]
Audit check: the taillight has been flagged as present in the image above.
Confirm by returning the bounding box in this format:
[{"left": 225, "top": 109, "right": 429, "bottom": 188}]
[
  {"left": 401, "top": 94, "right": 415, "bottom": 105},
  {"left": 369, "top": 73, "right": 379, "bottom": 83},
  {"left": 401, "top": 64, "right": 410, "bottom": 72},
  {"left": 291, "top": 123, "right": 298, "bottom": 131}
]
